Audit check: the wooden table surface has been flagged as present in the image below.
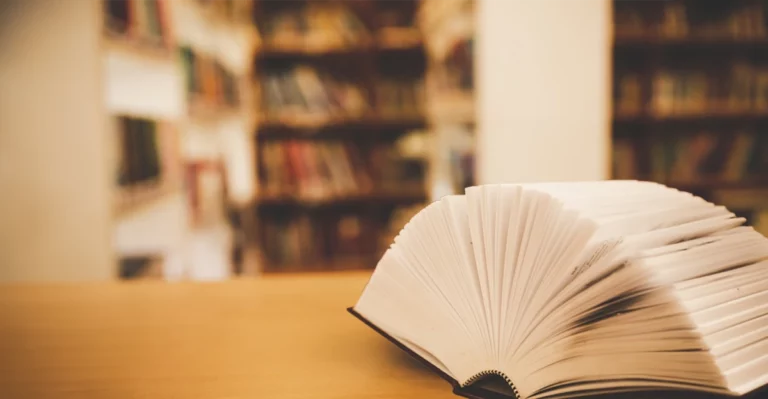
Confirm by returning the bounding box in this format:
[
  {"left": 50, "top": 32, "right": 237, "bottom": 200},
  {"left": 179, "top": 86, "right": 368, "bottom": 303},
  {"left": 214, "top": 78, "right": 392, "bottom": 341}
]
[{"left": 0, "top": 271, "right": 454, "bottom": 399}]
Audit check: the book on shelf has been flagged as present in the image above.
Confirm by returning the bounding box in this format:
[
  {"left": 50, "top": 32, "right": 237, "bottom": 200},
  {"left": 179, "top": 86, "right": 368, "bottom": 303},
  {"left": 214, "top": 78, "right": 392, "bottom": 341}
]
[
  {"left": 117, "top": 117, "right": 162, "bottom": 187},
  {"left": 651, "top": 71, "right": 709, "bottom": 116},
  {"left": 375, "top": 78, "right": 426, "bottom": 118},
  {"left": 260, "top": 213, "right": 375, "bottom": 271},
  {"left": 261, "top": 66, "right": 370, "bottom": 124},
  {"left": 659, "top": 2, "right": 688, "bottom": 39},
  {"left": 615, "top": 64, "right": 768, "bottom": 118},
  {"left": 179, "top": 46, "right": 240, "bottom": 110},
  {"left": 262, "top": 215, "right": 322, "bottom": 268},
  {"left": 186, "top": 161, "right": 228, "bottom": 228},
  {"left": 613, "top": 131, "right": 768, "bottom": 186},
  {"left": 104, "top": 0, "right": 171, "bottom": 48},
  {"left": 259, "top": 140, "right": 425, "bottom": 201},
  {"left": 328, "top": 213, "right": 373, "bottom": 261},
  {"left": 351, "top": 181, "right": 768, "bottom": 399},
  {"left": 114, "top": 117, "right": 181, "bottom": 213},
  {"left": 261, "top": 140, "right": 368, "bottom": 200},
  {"left": 613, "top": 4, "right": 646, "bottom": 39},
  {"left": 258, "top": 2, "right": 370, "bottom": 51},
  {"left": 614, "top": 73, "right": 642, "bottom": 116}
]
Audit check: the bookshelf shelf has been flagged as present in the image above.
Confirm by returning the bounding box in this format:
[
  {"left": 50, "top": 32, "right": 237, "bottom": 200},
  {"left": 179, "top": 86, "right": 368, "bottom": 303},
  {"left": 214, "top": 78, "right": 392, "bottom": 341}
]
[
  {"left": 115, "top": 178, "right": 183, "bottom": 218},
  {"left": 256, "top": 42, "right": 424, "bottom": 60},
  {"left": 255, "top": 191, "right": 427, "bottom": 208},
  {"left": 375, "top": 34, "right": 424, "bottom": 52},
  {"left": 615, "top": 35, "right": 768, "bottom": 48},
  {"left": 103, "top": 35, "right": 173, "bottom": 62},
  {"left": 612, "top": 0, "right": 768, "bottom": 232},
  {"left": 614, "top": 112, "right": 768, "bottom": 125},
  {"left": 260, "top": 256, "right": 374, "bottom": 273},
  {"left": 256, "top": 116, "right": 426, "bottom": 139},
  {"left": 187, "top": 99, "right": 244, "bottom": 122},
  {"left": 257, "top": 44, "right": 372, "bottom": 59},
  {"left": 251, "top": 0, "right": 430, "bottom": 273}
]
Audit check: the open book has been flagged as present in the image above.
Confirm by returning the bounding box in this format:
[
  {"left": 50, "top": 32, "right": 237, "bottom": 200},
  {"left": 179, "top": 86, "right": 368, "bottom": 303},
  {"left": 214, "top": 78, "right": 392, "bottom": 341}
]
[{"left": 351, "top": 181, "right": 768, "bottom": 399}]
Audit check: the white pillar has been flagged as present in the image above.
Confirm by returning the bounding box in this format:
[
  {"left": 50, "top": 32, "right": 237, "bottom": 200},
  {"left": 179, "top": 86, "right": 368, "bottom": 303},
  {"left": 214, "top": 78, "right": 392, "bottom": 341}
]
[
  {"left": 476, "top": 0, "right": 611, "bottom": 184},
  {"left": 0, "top": 0, "right": 114, "bottom": 281}
]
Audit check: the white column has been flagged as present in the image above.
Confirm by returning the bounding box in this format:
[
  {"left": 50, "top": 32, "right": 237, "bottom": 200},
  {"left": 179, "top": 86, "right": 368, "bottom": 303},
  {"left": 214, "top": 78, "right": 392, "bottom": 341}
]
[
  {"left": 476, "top": 0, "right": 611, "bottom": 184},
  {"left": 0, "top": 0, "right": 114, "bottom": 281}
]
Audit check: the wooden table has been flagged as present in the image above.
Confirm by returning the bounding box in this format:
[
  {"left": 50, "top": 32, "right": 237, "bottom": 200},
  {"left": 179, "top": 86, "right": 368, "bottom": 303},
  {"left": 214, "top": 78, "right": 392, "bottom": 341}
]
[{"left": 0, "top": 271, "right": 454, "bottom": 399}]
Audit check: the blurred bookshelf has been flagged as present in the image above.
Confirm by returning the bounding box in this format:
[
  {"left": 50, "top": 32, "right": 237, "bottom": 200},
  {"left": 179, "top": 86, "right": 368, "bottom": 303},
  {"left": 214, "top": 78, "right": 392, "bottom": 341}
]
[
  {"left": 103, "top": 0, "right": 258, "bottom": 279},
  {"left": 612, "top": 0, "right": 768, "bottom": 234},
  {"left": 251, "top": 0, "right": 430, "bottom": 273},
  {"left": 176, "top": 0, "right": 258, "bottom": 280},
  {"left": 102, "top": 0, "right": 185, "bottom": 280}
]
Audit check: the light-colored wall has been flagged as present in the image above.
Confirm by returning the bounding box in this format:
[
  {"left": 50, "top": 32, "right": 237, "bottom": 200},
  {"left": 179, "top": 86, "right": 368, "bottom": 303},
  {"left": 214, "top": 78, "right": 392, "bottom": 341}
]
[
  {"left": 0, "top": 0, "right": 114, "bottom": 281},
  {"left": 476, "top": 0, "right": 611, "bottom": 184}
]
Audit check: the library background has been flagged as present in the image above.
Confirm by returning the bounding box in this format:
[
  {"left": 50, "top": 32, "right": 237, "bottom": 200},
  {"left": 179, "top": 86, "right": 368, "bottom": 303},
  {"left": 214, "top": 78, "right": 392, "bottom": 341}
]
[{"left": 0, "top": 0, "right": 765, "bottom": 282}]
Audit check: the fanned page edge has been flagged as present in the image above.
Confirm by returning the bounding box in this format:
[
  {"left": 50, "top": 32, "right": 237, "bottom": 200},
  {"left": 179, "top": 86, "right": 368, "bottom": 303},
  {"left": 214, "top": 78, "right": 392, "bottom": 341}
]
[
  {"left": 351, "top": 182, "right": 768, "bottom": 399},
  {"left": 347, "top": 307, "right": 519, "bottom": 399}
]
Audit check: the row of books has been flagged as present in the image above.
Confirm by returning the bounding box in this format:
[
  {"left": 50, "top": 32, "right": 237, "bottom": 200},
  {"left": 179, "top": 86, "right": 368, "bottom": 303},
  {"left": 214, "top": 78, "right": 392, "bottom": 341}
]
[
  {"left": 259, "top": 140, "right": 425, "bottom": 200},
  {"left": 104, "top": 0, "right": 171, "bottom": 47},
  {"left": 262, "top": 204, "right": 428, "bottom": 269},
  {"left": 117, "top": 117, "right": 162, "bottom": 187},
  {"left": 616, "top": 1, "right": 766, "bottom": 39},
  {"left": 375, "top": 78, "right": 426, "bottom": 118},
  {"left": 613, "top": 132, "right": 768, "bottom": 184},
  {"left": 259, "top": 3, "right": 370, "bottom": 51},
  {"left": 261, "top": 213, "right": 375, "bottom": 269},
  {"left": 615, "top": 66, "right": 768, "bottom": 117},
  {"left": 261, "top": 66, "right": 427, "bottom": 123},
  {"left": 261, "top": 66, "right": 369, "bottom": 123},
  {"left": 114, "top": 117, "right": 184, "bottom": 215},
  {"left": 180, "top": 47, "right": 240, "bottom": 109}
]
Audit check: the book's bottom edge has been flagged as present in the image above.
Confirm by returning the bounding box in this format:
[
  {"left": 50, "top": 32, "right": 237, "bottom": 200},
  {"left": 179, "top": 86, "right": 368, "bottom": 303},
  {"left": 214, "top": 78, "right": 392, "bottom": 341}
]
[{"left": 347, "top": 307, "right": 518, "bottom": 399}]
